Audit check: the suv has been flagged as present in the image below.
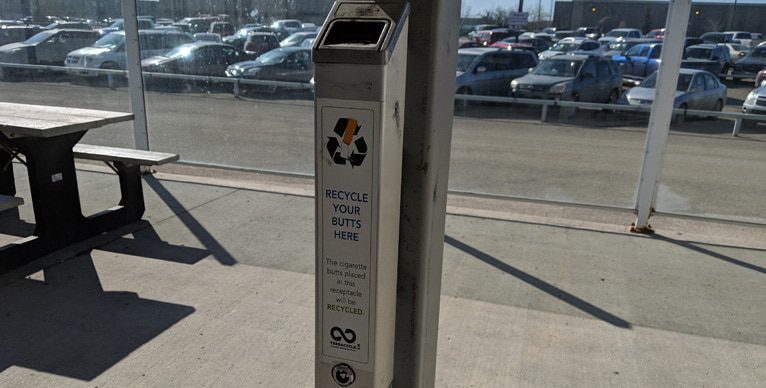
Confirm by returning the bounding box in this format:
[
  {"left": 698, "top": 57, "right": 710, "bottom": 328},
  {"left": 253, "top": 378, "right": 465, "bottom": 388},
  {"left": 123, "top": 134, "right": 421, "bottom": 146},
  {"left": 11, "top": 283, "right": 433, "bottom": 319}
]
[
  {"left": 209, "top": 21, "right": 234, "bottom": 37},
  {"left": 723, "top": 31, "right": 764, "bottom": 48},
  {"left": 733, "top": 45, "right": 766, "bottom": 81},
  {"left": 0, "top": 29, "right": 99, "bottom": 69},
  {"left": 0, "top": 25, "right": 44, "bottom": 46},
  {"left": 511, "top": 54, "right": 623, "bottom": 103},
  {"left": 270, "top": 19, "right": 302, "bottom": 39},
  {"left": 66, "top": 30, "right": 193, "bottom": 77},
  {"left": 539, "top": 37, "right": 603, "bottom": 59},
  {"left": 599, "top": 28, "right": 643, "bottom": 46},
  {"left": 682, "top": 44, "right": 731, "bottom": 79},
  {"left": 455, "top": 47, "right": 539, "bottom": 99}
]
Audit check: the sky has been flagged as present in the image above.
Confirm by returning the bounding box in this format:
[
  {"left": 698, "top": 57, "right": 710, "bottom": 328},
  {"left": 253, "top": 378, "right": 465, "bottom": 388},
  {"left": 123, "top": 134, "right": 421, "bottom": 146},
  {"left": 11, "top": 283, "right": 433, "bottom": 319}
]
[{"left": 462, "top": 0, "right": 766, "bottom": 17}]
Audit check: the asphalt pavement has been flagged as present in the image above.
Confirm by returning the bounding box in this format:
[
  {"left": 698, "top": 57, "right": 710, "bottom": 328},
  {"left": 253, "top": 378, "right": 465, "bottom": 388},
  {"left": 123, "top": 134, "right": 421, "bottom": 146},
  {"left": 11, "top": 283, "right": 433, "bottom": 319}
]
[{"left": 1, "top": 77, "right": 764, "bottom": 223}]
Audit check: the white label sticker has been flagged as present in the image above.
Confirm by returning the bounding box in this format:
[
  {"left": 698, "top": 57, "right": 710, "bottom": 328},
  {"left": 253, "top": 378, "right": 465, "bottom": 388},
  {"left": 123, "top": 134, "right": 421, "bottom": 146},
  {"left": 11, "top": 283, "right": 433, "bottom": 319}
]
[
  {"left": 320, "top": 105, "right": 375, "bottom": 364},
  {"left": 51, "top": 173, "right": 63, "bottom": 183}
]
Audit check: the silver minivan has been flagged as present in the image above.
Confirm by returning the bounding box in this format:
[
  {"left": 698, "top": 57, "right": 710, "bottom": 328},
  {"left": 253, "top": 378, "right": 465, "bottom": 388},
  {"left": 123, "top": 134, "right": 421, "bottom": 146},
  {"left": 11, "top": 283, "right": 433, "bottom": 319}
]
[{"left": 66, "top": 29, "right": 192, "bottom": 77}]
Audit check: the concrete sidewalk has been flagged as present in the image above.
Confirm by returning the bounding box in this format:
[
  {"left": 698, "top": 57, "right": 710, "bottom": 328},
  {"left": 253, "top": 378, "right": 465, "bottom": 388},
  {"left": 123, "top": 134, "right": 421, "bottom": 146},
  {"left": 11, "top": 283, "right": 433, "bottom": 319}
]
[{"left": 1, "top": 164, "right": 764, "bottom": 387}]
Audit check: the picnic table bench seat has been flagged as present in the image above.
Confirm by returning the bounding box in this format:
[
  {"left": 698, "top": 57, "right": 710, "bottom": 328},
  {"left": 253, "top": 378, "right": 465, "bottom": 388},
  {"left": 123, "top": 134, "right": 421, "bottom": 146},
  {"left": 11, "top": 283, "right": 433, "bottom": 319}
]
[
  {"left": 0, "top": 194, "right": 23, "bottom": 212},
  {"left": 73, "top": 144, "right": 179, "bottom": 166}
]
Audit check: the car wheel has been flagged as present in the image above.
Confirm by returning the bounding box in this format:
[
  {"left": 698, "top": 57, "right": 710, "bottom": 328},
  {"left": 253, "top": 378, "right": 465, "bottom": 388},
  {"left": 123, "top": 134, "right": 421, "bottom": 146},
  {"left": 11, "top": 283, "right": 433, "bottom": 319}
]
[
  {"left": 0, "top": 66, "right": 16, "bottom": 82},
  {"left": 673, "top": 103, "right": 688, "bottom": 125},
  {"left": 709, "top": 99, "right": 724, "bottom": 119},
  {"left": 455, "top": 87, "right": 472, "bottom": 110},
  {"left": 607, "top": 89, "right": 620, "bottom": 104}
]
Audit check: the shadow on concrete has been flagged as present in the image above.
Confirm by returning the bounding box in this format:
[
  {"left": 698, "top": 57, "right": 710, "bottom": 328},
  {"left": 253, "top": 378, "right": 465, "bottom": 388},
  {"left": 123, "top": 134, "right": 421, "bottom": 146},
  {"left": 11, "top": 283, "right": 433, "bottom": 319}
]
[
  {"left": 0, "top": 254, "right": 194, "bottom": 381},
  {"left": 444, "top": 235, "right": 632, "bottom": 329},
  {"left": 99, "top": 221, "right": 211, "bottom": 265},
  {"left": 0, "top": 208, "right": 34, "bottom": 237},
  {"left": 144, "top": 176, "right": 237, "bottom": 266},
  {"left": 653, "top": 234, "right": 766, "bottom": 275}
]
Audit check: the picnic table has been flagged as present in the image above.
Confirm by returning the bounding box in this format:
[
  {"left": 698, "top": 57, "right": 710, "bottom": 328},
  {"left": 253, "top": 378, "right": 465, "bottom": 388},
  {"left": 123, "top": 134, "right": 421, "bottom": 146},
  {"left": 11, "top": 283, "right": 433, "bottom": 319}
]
[{"left": 0, "top": 102, "right": 176, "bottom": 275}]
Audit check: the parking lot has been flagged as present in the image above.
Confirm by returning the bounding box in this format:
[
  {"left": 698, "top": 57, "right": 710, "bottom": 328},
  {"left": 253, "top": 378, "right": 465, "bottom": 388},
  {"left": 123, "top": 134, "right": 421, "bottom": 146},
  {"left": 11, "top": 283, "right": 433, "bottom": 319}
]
[{"left": 1, "top": 75, "right": 764, "bottom": 223}]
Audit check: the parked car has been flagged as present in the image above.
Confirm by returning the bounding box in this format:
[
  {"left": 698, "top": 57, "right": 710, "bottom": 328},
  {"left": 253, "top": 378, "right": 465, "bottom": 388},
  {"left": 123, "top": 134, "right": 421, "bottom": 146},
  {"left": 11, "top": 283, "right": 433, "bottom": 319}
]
[
  {"left": 733, "top": 45, "right": 766, "bottom": 80},
  {"left": 98, "top": 18, "right": 154, "bottom": 36},
  {"left": 619, "top": 69, "right": 726, "bottom": 123},
  {"left": 511, "top": 54, "right": 623, "bottom": 103},
  {"left": 490, "top": 40, "right": 537, "bottom": 55},
  {"left": 742, "top": 86, "right": 766, "bottom": 123},
  {"left": 156, "top": 18, "right": 175, "bottom": 26},
  {"left": 724, "top": 43, "right": 750, "bottom": 64},
  {"left": 538, "top": 37, "right": 603, "bottom": 59},
  {"left": 756, "top": 69, "right": 766, "bottom": 87},
  {"left": 280, "top": 31, "right": 317, "bottom": 48},
  {"left": 575, "top": 27, "right": 601, "bottom": 40},
  {"left": 612, "top": 43, "right": 662, "bottom": 81},
  {"left": 456, "top": 47, "right": 538, "bottom": 100},
  {"left": 44, "top": 21, "right": 92, "bottom": 30},
  {"left": 681, "top": 44, "right": 731, "bottom": 79},
  {"left": 645, "top": 28, "right": 665, "bottom": 40},
  {"left": 243, "top": 32, "right": 280, "bottom": 58},
  {"left": 194, "top": 32, "right": 222, "bottom": 43},
  {"left": 225, "top": 47, "right": 313, "bottom": 85},
  {"left": 222, "top": 26, "right": 272, "bottom": 50},
  {"left": 270, "top": 19, "right": 302, "bottom": 40},
  {"left": 699, "top": 32, "right": 730, "bottom": 44},
  {"left": 599, "top": 28, "right": 643, "bottom": 46},
  {"left": 0, "top": 29, "right": 100, "bottom": 79},
  {"left": 0, "top": 25, "right": 44, "bottom": 46},
  {"left": 171, "top": 23, "right": 192, "bottom": 34},
  {"left": 177, "top": 17, "right": 215, "bottom": 34},
  {"left": 66, "top": 30, "right": 193, "bottom": 78},
  {"left": 552, "top": 30, "right": 575, "bottom": 42},
  {"left": 604, "top": 38, "right": 661, "bottom": 56},
  {"left": 477, "top": 29, "right": 520, "bottom": 47},
  {"left": 141, "top": 42, "right": 244, "bottom": 82},
  {"left": 518, "top": 38, "right": 550, "bottom": 53},
  {"left": 467, "top": 24, "right": 501, "bottom": 40},
  {"left": 722, "top": 31, "right": 764, "bottom": 48},
  {"left": 209, "top": 21, "right": 234, "bottom": 37}
]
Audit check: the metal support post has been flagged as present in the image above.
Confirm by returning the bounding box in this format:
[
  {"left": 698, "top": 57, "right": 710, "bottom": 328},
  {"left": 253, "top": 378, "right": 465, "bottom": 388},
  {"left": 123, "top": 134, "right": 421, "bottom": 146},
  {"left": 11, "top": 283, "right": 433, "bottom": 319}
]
[
  {"left": 732, "top": 118, "right": 742, "bottom": 136},
  {"left": 394, "top": 0, "right": 459, "bottom": 387},
  {"left": 541, "top": 104, "right": 548, "bottom": 122},
  {"left": 632, "top": 0, "right": 692, "bottom": 233},
  {"left": 122, "top": 0, "right": 150, "bottom": 152}
]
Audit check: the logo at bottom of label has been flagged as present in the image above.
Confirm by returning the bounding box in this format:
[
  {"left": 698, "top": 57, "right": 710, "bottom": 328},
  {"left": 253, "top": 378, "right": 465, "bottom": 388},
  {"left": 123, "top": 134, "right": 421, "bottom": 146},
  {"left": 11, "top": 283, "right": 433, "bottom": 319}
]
[{"left": 332, "top": 363, "right": 356, "bottom": 386}]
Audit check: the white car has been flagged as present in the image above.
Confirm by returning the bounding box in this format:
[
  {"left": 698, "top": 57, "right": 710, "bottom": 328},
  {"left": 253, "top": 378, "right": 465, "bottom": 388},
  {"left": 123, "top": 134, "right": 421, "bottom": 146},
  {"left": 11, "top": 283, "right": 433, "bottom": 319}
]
[
  {"left": 723, "top": 31, "right": 765, "bottom": 48},
  {"left": 538, "top": 37, "right": 603, "bottom": 60},
  {"left": 66, "top": 29, "right": 192, "bottom": 77},
  {"left": 598, "top": 28, "right": 643, "bottom": 46}
]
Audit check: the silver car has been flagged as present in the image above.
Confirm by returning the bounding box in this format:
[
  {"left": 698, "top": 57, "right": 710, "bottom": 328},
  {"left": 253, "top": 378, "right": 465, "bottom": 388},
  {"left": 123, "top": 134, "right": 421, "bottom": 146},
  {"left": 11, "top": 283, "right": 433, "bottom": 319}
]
[{"left": 620, "top": 69, "right": 727, "bottom": 123}]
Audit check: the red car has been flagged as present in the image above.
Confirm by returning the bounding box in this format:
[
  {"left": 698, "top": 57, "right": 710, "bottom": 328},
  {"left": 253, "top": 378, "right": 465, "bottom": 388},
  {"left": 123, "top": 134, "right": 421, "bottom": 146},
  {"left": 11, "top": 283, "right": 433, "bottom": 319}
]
[{"left": 477, "top": 29, "right": 518, "bottom": 46}]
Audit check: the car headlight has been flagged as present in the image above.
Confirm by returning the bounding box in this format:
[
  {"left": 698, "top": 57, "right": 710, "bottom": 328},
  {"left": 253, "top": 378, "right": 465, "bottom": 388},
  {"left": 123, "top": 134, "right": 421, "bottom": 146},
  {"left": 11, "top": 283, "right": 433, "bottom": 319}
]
[
  {"left": 745, "top": 91, "right": 757, "bottom": 105},
  {"left": 510, "top": 80, "right": 519, "bottom": 90},
  {"left": 549, "top": 82, "right": 569, "bottom": 94}
]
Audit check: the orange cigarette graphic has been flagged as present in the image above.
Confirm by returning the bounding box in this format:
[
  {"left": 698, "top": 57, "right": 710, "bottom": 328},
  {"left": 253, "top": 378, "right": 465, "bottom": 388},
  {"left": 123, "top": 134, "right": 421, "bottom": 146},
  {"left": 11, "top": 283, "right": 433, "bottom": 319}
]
[{"left": 342, "top": 118, "right": 359, "bottom": 145}]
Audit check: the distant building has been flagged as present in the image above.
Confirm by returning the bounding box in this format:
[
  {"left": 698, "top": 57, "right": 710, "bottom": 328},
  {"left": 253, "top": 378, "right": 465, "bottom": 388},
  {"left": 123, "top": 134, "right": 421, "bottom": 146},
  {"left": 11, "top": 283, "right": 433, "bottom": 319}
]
[{"left": 553, "top": 0, "right": 766, "bottom": 36}]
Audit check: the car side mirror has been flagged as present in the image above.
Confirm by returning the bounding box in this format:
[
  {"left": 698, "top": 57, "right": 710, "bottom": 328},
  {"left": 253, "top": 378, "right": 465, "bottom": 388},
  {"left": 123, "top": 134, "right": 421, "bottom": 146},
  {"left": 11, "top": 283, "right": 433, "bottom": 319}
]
[{"left": 476, "top": 66, "right": 487, "bottom": 73}]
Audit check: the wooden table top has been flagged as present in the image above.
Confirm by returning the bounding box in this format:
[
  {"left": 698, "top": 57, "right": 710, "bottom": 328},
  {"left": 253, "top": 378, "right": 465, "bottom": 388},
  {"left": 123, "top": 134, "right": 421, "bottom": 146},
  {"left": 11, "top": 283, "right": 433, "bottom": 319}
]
[{"left": 0, "top": 102, "right": 134, "bottom": 138}]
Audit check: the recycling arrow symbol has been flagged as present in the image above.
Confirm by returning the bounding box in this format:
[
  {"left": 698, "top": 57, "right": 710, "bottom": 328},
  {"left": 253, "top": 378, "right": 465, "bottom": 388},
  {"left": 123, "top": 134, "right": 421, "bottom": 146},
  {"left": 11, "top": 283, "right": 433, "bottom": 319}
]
[{"left": 327, "top": 118, "right": 367, "bottom": 167}]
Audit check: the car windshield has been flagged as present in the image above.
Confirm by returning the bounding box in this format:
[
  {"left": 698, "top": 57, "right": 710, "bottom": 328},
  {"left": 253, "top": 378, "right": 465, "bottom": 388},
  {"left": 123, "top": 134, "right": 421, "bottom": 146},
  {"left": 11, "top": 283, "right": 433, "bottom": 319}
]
[
  {"left": 750, "top": 48, "right": 766, "bottom": 58},
  {"left": 606, "top": 30, "right": 629, "bottom": 38},
  {"left": 533, "top": 59, "right": 583, "bottom": 77},
  {"left": 94, "top": 33, "right": 123, "bottom": 49},
  {"left": 109, "top": 20, "right": 124, "bottom": 29},
  {"left": 23, "top": 30, "right": 55, "bottom": 45},
  {"left": 723, "top": 33, "right": 734, "bottom": 41},
  {"left": 625, "top": 45, "right": 645, "bottom": 56},
  {"left": 254, "top": 50, "right": 287, "bottom": 65},
  {"left": 550, "top": 42, "right": 578, "bottom": 52},
  {"left": 641, "top": 72, "right": 694, "bottom": 91},
  {"left": 686, "top": 47, "right": 712, "bottom": 59},
  {"left": 166, "top": 45, "right": 195, "bottom": 59},
  {"left": 456, "top": 53, "right": 478, "bottom": 72}
]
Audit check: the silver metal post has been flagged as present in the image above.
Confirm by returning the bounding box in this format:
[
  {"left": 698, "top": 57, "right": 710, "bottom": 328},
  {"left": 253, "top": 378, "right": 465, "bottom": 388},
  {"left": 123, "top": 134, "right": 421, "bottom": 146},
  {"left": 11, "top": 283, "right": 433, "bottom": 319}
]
[
  {"left": 632, "top": 0, "right": 692, "bottom": 232},
  {"left": 122, "top": 0, "right": 150, "bottom": 151},
  {"left": 541, "top": 104, "right": 548, "bottom": 122},
  {"left": 394, "top": 0, "right": 459, "bottom": 387},
  {"left": 732, "top": 118, "right": 742, "bottom": 136}
]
